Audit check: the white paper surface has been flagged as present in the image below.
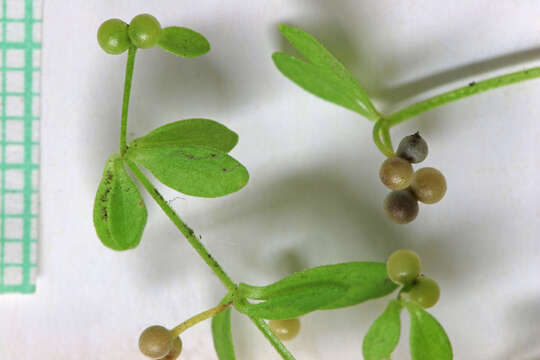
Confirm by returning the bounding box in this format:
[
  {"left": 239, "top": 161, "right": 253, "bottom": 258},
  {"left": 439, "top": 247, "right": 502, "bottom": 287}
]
[{"left": 1, "top": 1, "right": 540, "bottom": 359}]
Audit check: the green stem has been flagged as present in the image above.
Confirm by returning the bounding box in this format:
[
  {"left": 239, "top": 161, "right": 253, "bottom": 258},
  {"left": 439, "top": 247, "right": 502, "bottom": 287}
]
[
  {"left": 248, "top": 316, "right": 297, "bottom": 360},
  {"left": 170, "top": 301, "right": 232, "bottom": 338},
  {"left": 372, "top": 119, "right": 394, "bottom": 157},
  {"left": 386, "top": 66, "right": 540, "bottom": 127},
  {"left": 120, "top": 46, "right": 137, "bottom": 155},
  {"left": 125, "top": 159, "right": 237, "bottom": 292}
]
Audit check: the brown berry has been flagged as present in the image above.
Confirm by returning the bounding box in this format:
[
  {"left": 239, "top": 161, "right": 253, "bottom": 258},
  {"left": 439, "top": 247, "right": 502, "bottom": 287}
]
[
  {"left": 379, "top": 157, "right": 413, "bottom": 190},
  {"left": 384, "top": 190, "right": 419, "bottom": 224},
  {"left": 269, "top": 319, "right": 301, "bottom": 341},
  {"left": 139, "top": 325, "right": 173, "bottom": 359},
  {"left": 410, "top": 167, "right": 447, "bottom": 204}
]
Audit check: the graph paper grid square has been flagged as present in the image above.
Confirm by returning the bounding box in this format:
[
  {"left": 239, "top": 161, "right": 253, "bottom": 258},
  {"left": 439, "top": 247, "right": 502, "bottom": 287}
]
[{"left": 0, "top": 0, "right": 41, "bottom": 294}]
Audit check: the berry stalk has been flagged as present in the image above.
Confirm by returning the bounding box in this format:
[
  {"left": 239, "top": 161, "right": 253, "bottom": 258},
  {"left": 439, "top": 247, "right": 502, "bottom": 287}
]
[
  {"left": 120, "top": 46, "right": 137, "bottom": 155},
  {"left": 386, "top": 65, "right": 540, "bottom": 126},
  {"left": 170, "top": 301, "right": 233, "bottom": 338}
]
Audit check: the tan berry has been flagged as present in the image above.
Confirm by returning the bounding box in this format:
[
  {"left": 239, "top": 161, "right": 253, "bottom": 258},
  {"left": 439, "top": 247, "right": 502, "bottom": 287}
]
[
  {"left": 379, "top": 157, "right": 414, "bottom": 190},
  {"left": 410, "top": 167, "right": 447, "bottom": 204},
  {"left": 139, "top": 325, "right": 173, "bottom": 359}
]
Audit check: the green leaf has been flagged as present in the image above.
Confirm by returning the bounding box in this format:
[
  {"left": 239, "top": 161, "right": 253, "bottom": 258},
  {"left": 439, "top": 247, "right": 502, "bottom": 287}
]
[
  {"left": 235, "top": 283, "right": 347, "bottom": 320},
  {"left": 130, "top": 118, "right": 238, "bottom": 153},
  {"left": 278, "top": 24, "right": 368, "bottom": 97},
  {"left": 272, "top": 52, "right": 370, "bottom": 116},
  {"left": 239, "top": 262, "right": 398, "bottom": 310},
  {"left": 157, "top": 26, "right": 210, "bottom": 57},
  {"left": 406, "top": 301, "right": 453, "bottom": 360},
  {"left": 362, "top": 300, "right": 403, "bottom": 360},
  {"left": 212, "top": 308, "right": 236, "bottom": 360},
  {"left": 127, "top": 145, "right": 249, "bottom": 198},
  {"left": 93, "top": 154, "right": 147, "bottom": 250}
]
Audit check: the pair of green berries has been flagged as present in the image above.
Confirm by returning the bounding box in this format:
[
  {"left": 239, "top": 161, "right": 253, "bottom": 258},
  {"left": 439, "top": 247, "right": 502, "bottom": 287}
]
[
  {"left": 97, "top": 14, "right": 162, "bottom": 54},
  {"left": 379, "top": 133, "right": 447, "bottom": 224},
  {"left": 138, "top": 319, "right": 300, "bottom": 359},
  {"left": 386, "top": 249, "right": 440, "bottom": 308}
]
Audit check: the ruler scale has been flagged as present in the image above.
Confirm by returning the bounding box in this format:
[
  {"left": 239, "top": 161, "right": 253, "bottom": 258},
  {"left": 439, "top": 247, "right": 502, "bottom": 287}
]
[{"left": 0, "top": 0, "right": 41, "bottom": 293}]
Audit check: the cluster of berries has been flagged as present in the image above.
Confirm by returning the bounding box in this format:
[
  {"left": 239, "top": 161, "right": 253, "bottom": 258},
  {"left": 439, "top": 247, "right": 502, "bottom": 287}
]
[
  {"left": 97, "top": 14, "right": 162, "bottom": 55},
  {"left": 386, "top": 249, "right": 440, "bottom": 308},
  {"left": 379, "top": 133, "right": 447, "bottom": 224}
]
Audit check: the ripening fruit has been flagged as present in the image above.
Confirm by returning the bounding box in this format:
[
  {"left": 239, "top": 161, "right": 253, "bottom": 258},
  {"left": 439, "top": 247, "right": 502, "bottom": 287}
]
[
  {"left": 379, "top": 157, "right": 413, "bottom": 190},
  {"left": 396, "top": 132, "right": 428, "bottom": 164},
  {"left": 269, "top": 319, "right": 301, "bottom": 341},
  {"left": 408, "top": 276, "right": 440, "bottom": 308},
  {"left": 410, "top": 167, "right": 447, "bottom": 204},
  {"left": 97, "top": 19, "right": 131, "bottom": 54},
  {"left": 386, "top": 249, "right": 421, "bottom": 285},
  {"left": 128, "top": 14, "right": 161, "bottom": 49},
  {"left": 139, "top": 325, "right": 173, "bottom": 359},
  {"left": 383, "top": 190, "right": 419, "bottom": 224},
  {"left": 160, "top": 337, "right": 182, "bottom": 360}
]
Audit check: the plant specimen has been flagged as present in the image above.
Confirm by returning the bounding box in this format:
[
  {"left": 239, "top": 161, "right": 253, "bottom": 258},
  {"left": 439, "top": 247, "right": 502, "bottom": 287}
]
[
  {"left": 93, "top": 13, "right": 540, "bottom": 360},
  {"left": 272, "top": 24, "right": 540, "bottom": 224}
]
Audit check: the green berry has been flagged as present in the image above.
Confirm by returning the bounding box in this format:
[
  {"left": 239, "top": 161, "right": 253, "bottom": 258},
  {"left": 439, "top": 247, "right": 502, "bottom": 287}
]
[
  {"left": 128, "top": 14, "right": 161, "bottom": 49},
  {"left": 386, "top": 249, "right": 421, "bottom": 285},
  {"left": 269, "top": 319, "right": 301, "bottom": 341},
  {"left": 408, "top": 276, "right": 440, "bottom": 308},
  {"left": 97, "top": 19, "right": 131, "bottom": 55},
  {"left": 139, "top": 325, "right": 173, "bottom": 359},
  {"left": 397, "top": 132, "right": 428, "bottom": 164},
  {"left": 383, "top": 190, "right": 419, "bottom": 224},
  {"left": 379, "top": 157, "right": 413, "bottom": 190},
  {"left": 410, "top": 167, "right": 447, "bottom": 204},
  {"left": 160, "top": 337, "right": 182, "bottom": 360}
]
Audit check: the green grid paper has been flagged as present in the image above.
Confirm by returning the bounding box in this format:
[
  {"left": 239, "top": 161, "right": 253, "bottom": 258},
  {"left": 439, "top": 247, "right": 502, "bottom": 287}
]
[{"left": 0, "top": 0, "right": 41, "bottom": 293}]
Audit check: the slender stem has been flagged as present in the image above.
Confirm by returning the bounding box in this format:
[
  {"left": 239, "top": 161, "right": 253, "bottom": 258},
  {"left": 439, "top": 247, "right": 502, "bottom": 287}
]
[
  {"left": 120, "top": 46, "right": 137, "bottom": 155},
  {"left": 249, "top": 316, "right": 297, "bottom": 360},
  {"left": 170, "top": 302, "right": 232, "bottom": 338},
  {"left": 125, "top": 159, "right": 237, "bottom": 292},
  {"left": 386, "top": 65, "right": 540, "bottom": 127},
  {"left": 372, "top": 119, "right": 394, "bottom": 157}
]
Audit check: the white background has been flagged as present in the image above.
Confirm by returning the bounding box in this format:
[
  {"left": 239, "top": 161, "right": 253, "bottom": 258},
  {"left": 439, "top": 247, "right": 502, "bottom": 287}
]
[{"left": 1, "top": 0, "right": 540, "bottom": 359}]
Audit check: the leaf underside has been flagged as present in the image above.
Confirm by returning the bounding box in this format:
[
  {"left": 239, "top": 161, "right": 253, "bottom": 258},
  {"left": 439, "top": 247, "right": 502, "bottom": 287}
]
[
  {"left": 158, "top": 26, "right": 210, "bottom": 57},
  {"left": 240, "top": 262, "right": 398, "bottom": 310},
  {"left": 130, "top": 118, "right": 238, "bottom": 153},
  {"left": 93, "top": 154, "right": 147, "bottom": 251},
  {"left": 127, "top": 145, "right": 249, "bottom": 198},
  {"left": 362, "top": 299, "right": 403, "bottom": 360},
  {"left": 406, "top": 301, "right": 453, "bottom": 360},
  {"left": 237, "top": 283, "right": 348, "bottom": 320},
  {"left": 212, "top": 308, "right": 236, "bottom": 360}
]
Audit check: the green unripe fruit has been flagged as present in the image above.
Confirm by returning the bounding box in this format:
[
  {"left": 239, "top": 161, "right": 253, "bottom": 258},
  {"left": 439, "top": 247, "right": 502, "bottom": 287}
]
[
  {"left": 128, "top": 14, "right": 161, "bottom": 49},
  {"left": 269, "top": 319, "right": 301, "bottom": 341},
  {"left": 97, "top": 19, "right": 131, "bottom": 55},
  {"left": 139, "top": 325, "right": 173, "bottom": 359},
  {"left": 386, "top": 249, "right": 421, "bottom": 285},
  {"left": 383, "top": 190, "right": 419, "bottom": 224},
  {"left": 160, "top": 337, "right": 182, "bottom": 360},
  {"left": 397, "top": 132, "right": 428, "bottom": 164},
  {"left": 379, "top": 157, "right": 414, "bottom": 190},
  {"left": 410, "top": 167, "right": 447, "bottom": 204},
  {"left": 408, "top": 276, "right": 440, "bottom": 308}
]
